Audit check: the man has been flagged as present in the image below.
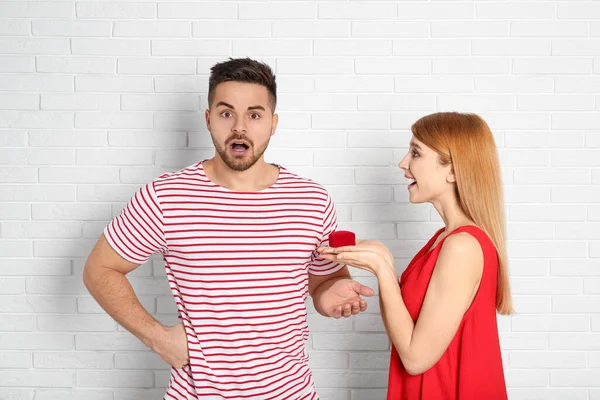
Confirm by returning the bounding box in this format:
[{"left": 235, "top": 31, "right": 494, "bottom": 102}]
[{"left": 83, "top": 58, "right": 374, "bottom": 400}]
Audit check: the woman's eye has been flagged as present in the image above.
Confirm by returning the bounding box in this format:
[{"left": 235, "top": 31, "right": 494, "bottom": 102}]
[{"left": 412, "top": 150, "right": 419, "bottom": 157}]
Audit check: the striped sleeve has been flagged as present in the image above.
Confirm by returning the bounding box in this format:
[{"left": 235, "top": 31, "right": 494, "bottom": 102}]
[
  {"left": 308, "top": 191, "right": 345, "bottom": 275},
  {"left": 103, "top": 182, "right": 167, "bottom": 265}
]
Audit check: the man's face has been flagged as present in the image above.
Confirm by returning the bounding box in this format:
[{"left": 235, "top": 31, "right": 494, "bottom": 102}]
[{"left": 205, "top": 81, "right": 278, "bottom": 172}]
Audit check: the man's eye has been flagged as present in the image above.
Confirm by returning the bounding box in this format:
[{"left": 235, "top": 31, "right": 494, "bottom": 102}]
[
  {"left": 250, "top": 113, "right": 260, "bottom": 120},
  {"left": 221, "top": 111, "right": 232, "bottom": 118}
]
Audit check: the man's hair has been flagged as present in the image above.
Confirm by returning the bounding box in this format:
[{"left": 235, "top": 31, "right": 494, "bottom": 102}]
[{"left": 208, "top": 58, "right": 277, "bottom": 112}]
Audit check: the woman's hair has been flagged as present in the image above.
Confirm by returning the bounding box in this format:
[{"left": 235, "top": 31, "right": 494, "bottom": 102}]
[{"left": 411, "top": 112, "right": 513, "bottom": 315}]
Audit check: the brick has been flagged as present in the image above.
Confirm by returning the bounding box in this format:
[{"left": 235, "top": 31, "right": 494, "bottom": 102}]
[
  {"left": 33, "top": 390, "right": 111, "bottom": 400},
  {"left": 437, "top": 94, "right": 515, "bottom": 111},
  {"left": 551, "top": 370, "right": 600, "bottom": 387},
  {"left": 398, "top": 3, "right": 474, "bottom": 19},
  {"left": 433, "top": 58, "right": 510, "bottom": 74},
  {"left": 72, "top": 39, "right": 150, "bottom": 56},
  {"left": 504, "top": 370, "right": 549, "bottom": 387},
  {"left": 0, "top": 20, "right": 30, "bottom": 36},
  {"left": 552, "top": 187, "right": 600, "bottom": 203},
  {"left": 0, "top": 334, "right": 73, "bottom": 350},
  {"left": 0, "top": 38, "right": 70, "bottom": 55},
  {"left": 316, "top": 76, "right": 393, "bottom": 93},
  {"left": 157, "top": 2, "right": 235, "bottom": 19},
  {"left": 152, "top": 40, "right": 229, "bottom": 56},
  {"left": 500, "top": 333, "right": 547, "bottom": 350},
  {"left": 394, "top": 39, "right": 470, "bottom": 56},
  {"left": 314, "top": 149, "right": 391, "bottom": 167},
  {"left": 41, "top": 94, "right": 119, "bottom": 111},
  {"left": 0, "top": 296, "right": 75, "bottom": 313},
  {"left": 395, "top": 76, "right": 473, "bottom": 93},
  {"left": 0, "top": 315, "right": 35, "bottom": 332},
  {"left": 239, "top": 3, "right": 315, "bottom": 19},
  {"left": 75, "top": 112, "right": 153, "bottom": 129},
  {"left": 0, "top": 149, "right": 74, "bottom": 165},
  {"left": 37, "top": 315, "right": 116, "bottom": 332},
  {"left": 0, "top": 56, "right": 34, "bottom": 72},
  {"left": 76, "top": 185, "right": 143, "bottom": 202},
  {"left": 556, "top": 77, "right": 600, "bottom": 93},
  {"left": 77, "top": 2, "right": 156, "bottom": 19},
  {"left": 0, "top": 167, "right": 38, "bottom": 183},
  {"left": 312, "top": 113, "right": 389, "bottom": 130},
  {"left": 0, "top": 352, "right": 32, "bottom": 368},
  {"left": 508, "top": 389, "right": 587, "bottom": 400},
  {"left": 0, "top": 74, "right": 72, "bottom": 92},
  {"left": 234, "top": 40, "right": 312, "bottom": 57},
  {"left": 117, "top": 58, "right": 196, "bottom": 75},
  {"left": 512, "top": 21, "right": 589, "bottom": 37},
  {"left": 510, "top": 205, "right": 585, "bottom": 221},
  {"left": 319, "top": 3, "right": 397, "bottom": 20},
  {"left": 359, "top": 95, "right": 433, "bottom": 111},
  {"left": 195, "top": 21, "right": 270, "bottom": 38},
  {"left": 475, "top": 77, "right": 553, "bottom": 93},
  {"left": 553, "top": 114, "right": 600, "bottom": 130},
  {"left": 0, "top": 2, "right": 73, "bottom": 18},
  {"left": 505, "top": 131, "right": 584, "bottom": 148},
  {"left": 356, "top": 58, "right": 430, "bottom": 75},
  {"left": 34, "top": 352, "right": 113, "bottom": 369},
  {"left": 0, "top": 203, "right": 30, "bottom": 220},
  {"left": 76, "top": 76, "right": 152, "bottom": 93},
  {"left": 77, "top": 371, "right": 153, "bottom": 388},
  {"left": 513, "top": 58, "right": 592, "bottom": 75},
  {"left": 514, "top": 169, "right": 589, "bottom": 185},
  {"left": 76, "top": 334, "right": 147, "bottom": 351},
  {"left": 33, "top": 240, "right": 96, "bottom": 257},
  {"left": 32, "top": 21, "right": 110, "bottom": 37},
  {"left": 432, "top": 21, "right": 508, "bottom": 37},
  {"left": 510, "top": 351, "right": 586, "bottom": 369},
  {"left": 509, "top": 241, "right": 587, "bottom": 259},
  {"left": 1, "top": 222, "right": 81, "bottom": 239},
  {"left": 114, "top": 21, "right": 190, "bottom": 37},
  {"left": 352, "top": 21, "right": 428, "bottom": 38},
  {"left": 0, "top": 371, "right": 73, "bottom": 388},
  {"left": 277, "top": 58, "right": 353, "bottom": 75}
]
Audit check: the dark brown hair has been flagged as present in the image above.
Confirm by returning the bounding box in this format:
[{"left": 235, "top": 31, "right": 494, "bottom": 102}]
[{"left": 208, "top": 58, "right": 277, "bottom": 111}]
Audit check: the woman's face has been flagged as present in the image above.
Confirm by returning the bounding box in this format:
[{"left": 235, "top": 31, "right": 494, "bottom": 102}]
[{"left": 398, "top": 135, "right": 455, "bottom": 204}]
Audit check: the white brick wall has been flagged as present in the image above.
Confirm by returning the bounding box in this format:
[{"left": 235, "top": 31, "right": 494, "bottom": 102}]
[{"left": 0, "top": 1, "right": 599, "bottom": 399}]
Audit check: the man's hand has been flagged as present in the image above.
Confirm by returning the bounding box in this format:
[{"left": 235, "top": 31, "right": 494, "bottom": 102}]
[
  {"left": 152, "top": 323, "right": 190, "bottom": 368},
  {"left": 312, "top": 277, "right": 374, "bottom": 319}
]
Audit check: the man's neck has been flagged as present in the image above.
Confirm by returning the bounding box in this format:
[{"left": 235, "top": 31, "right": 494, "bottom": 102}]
[{"left": 203, "top": 157, "right": 279, "bottom": 192}]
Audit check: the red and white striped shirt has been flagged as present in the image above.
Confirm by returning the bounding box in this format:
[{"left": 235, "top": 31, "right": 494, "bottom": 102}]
[{"left": 104, "top": 161, "right": 343, "bottom": 400}]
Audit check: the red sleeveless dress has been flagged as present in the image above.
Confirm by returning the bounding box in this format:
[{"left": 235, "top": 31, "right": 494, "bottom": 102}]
[{"left": 387, "top": 225, "right": 508, "bottom": 400}]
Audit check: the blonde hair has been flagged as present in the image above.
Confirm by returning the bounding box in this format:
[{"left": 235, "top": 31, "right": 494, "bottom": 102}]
[{"left": 411, "top": 112, "right": 513, "bottom": 315}]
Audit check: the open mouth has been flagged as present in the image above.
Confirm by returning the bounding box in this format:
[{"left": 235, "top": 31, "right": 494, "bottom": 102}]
[
  {"left": 230, "top": 141, "right": 249, "bottom": 155},
  {"left": 406, "top": 177, "right": 417, "bottom": 189}
]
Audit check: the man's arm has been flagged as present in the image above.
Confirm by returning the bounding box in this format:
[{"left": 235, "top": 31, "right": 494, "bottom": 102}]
[{"left": 83, "top": 234, "right": 188, "bottom": 368}]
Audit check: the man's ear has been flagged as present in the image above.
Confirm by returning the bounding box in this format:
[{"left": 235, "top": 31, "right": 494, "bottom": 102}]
[
  {"left": 270, "top": 113, "right": 279, "bottom": 137},
  {"left": 205, "top": 109, "right": 210, "bottom": 131}
]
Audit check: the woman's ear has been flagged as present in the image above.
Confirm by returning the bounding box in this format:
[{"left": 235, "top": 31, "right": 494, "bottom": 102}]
[{"left": 446, "top": 166, "right": 456, "bottom": 183}]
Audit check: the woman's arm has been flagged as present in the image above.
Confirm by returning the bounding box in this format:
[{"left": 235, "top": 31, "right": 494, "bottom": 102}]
[{"left": 377, "top": 233, "right": 483, "bottom": 375}]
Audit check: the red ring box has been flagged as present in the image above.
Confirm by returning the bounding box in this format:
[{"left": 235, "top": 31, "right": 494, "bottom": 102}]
[{"left": 328, "top": 230, "right": 356, "bottom": 248}]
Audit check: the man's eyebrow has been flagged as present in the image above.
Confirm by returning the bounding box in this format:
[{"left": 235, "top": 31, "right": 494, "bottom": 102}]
[
  {"left": 248, "top": 105, "right": 265, "bottom": 111},
  {"left": 215, "top": 101, "right": 235, "bottom": 109}
]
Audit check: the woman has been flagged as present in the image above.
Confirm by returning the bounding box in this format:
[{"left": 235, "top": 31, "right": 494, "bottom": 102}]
[{"left": 319, "top": 112, "right": 512, "bottom": 399}]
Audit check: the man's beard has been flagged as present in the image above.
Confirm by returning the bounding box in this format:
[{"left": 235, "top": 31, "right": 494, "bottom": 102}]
[{"left": 211, "top": 133, "right": 270, "bottom": 172}]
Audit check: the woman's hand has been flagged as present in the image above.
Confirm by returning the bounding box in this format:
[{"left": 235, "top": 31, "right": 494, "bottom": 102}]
[{"left": 318, "top": 240, "right": 395, "bottom": 276}]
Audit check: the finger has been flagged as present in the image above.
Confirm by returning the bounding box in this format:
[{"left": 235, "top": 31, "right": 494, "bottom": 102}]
[
  {"left": 317, "top": 246, "right": 334, "bottom": 254},
  {"left": 332, "top": 245, "right": 359, "bottom": 253},
  {"left": 351, "top": 301, "right": 360, "bottom": 315},
  {"left": 333, "top": 306, "right": 342, "bottom": 319},
  {"left": 353, "top": 282, "right": 375, "bottom": 297},
  {"left": 359, "top": 299, "right": 368, "bottom": 312},
  {"left": 342, "top": 304, "right": 352, "bottom": 318}
]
